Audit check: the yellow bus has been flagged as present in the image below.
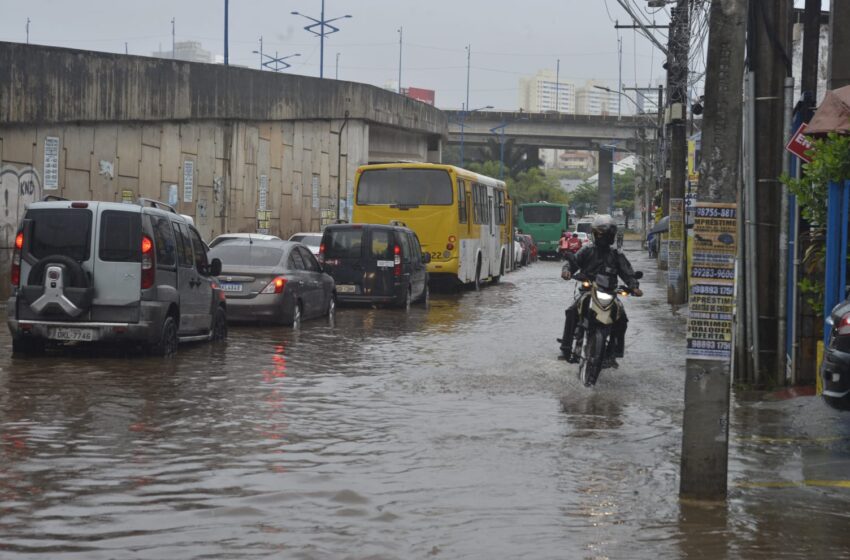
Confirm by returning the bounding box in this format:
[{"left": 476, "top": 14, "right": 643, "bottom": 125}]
[{"left": 352, "top": 163, "right": 512, "bottom": 288}]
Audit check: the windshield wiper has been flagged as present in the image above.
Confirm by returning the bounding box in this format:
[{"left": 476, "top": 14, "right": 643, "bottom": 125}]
[{"left": 389, "top": 204, "right": 419, "bottom": 210}]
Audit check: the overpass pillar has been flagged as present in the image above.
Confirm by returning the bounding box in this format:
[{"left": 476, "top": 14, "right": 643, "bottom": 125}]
[
  {"left": 525, "top": 147, "right": 540, "bottom": 168},
  {"left": 597, "top": 147, "right": 613, "bottom": 215}
]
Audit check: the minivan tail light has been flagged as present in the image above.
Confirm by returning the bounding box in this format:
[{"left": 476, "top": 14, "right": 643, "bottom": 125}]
[
  {"left": 141, "top": 234, "right": 155, "bottom": 289},
  {"left": 71, "top": 202, "right": 89, "bottom": 209},
  {"left": 393, "top": 245, "right": 401, "bottom": 276},
  {"left": 261, "top": 276, "right": 288, "bottom": 294},
  {"left": 11, "top": 230, "right": 23, "bottom": 287},
  {"left": 838, "top": 313, "right": 850, "bottom": 336}
]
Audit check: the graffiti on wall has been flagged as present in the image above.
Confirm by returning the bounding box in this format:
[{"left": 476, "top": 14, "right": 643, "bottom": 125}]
[{"left": 1, "top": 164, "right": 42, "bottom": 255}]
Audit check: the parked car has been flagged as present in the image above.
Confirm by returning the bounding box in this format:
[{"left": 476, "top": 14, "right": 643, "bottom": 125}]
[
  {"left": 210, "top": 240, "right": 335, "bottom": 327},
  {"left": 319, "top": 223, "right": 429, "bottom": 309},
  {"left": 288, "top": 232, "right": 323, "bottom": 256},
  {"left": 822, "top": 297, "right": 850, "bottom": 410},
  {"left": 7, "top": 197, "right": 227, "bottom": 356},
  {"left": 209, "top": 233, "right": 282, "bottom": 248}
]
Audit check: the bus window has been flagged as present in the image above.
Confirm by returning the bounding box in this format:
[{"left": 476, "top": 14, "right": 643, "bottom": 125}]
[
  {"left": 357, "top": 168, "right": 452, "bottom": 206},
  {"left": 458, "top": 180, "right": 468, "bottom": 224}
]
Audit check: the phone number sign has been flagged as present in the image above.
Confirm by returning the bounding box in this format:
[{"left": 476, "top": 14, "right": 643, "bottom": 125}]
[{"left": 687, "top": 203, "right": 737, "bottom": 361}]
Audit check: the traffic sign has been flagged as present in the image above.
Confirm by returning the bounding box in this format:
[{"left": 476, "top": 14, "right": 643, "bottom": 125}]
[{"left": 785, "top": 122, "right": 815, "bottom": 163}]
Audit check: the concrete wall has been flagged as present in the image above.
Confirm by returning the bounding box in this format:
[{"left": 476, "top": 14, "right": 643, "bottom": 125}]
[{"left": 0, "top": 42, "right": 446, "bottom": 299}]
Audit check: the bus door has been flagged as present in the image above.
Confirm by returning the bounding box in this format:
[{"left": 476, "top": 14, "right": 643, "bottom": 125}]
[{"left": 487, "top": 190, "right": 498, "bottom": 276}]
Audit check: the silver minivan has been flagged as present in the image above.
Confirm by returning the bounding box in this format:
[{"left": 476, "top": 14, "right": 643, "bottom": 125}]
[{"left": 7, "top": 197, "right": 227, "bottom": 356}]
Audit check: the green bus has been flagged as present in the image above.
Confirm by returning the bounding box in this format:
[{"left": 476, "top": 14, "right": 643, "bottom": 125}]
[{"left": 516, "top": 202, "right": 570, "bottom": 259}]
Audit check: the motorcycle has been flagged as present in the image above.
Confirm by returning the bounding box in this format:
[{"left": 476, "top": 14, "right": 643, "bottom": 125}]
[{"left": 570, "top": 270, "right": 642, "bottom": 387}]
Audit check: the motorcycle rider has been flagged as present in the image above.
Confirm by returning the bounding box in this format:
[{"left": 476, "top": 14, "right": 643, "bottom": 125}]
[
  {"left": 566, "top": 232, "right": 583, "bottom": 254},
  {"left": 558, "top": 214, "right": 642, "bottom": 367}
]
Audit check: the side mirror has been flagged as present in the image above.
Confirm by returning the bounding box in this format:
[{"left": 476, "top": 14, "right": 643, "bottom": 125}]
[
  {"left": 422, "top": 252, "right": 431, "bottom": 264},
  {"left": 634, "top": 271, "right": 643, "bottom": 280},
  {"left": 208, "top": 258, "right": 222, "bottom": 277}
]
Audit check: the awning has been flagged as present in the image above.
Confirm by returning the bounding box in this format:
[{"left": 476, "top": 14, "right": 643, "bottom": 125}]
[{"left": 807, "top": 85, "right": 850, "bottom": 135}]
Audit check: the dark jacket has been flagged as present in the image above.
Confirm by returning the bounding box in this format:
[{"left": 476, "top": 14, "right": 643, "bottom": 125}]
[{"left": 562, "top": 244, "right": 639, "bottom": 289}]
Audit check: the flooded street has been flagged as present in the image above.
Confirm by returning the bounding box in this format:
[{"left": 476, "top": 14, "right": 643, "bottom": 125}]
[{"left": 2, "top": 244, "right": 850, "bottom": 559}]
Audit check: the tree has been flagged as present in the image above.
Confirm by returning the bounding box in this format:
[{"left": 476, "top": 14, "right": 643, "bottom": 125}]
[
  {"left": 569, "top": 182, "right": 598, "bottom": 217},
  {"left": 473, "top": 137, "right": 537, "bottom": 179}
]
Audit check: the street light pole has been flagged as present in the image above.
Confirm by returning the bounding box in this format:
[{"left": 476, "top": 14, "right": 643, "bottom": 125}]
[
  {"left": 465, "top": 45, "right": 471, "bottom": 116},
  {"left": 336, "top": 52, "right": 340, "bottom": 79},
  {"left": 171, "top": 17, "right": 175, "bottom": 59},
  {"left": 398, "top": 26, "right": 403, "bottom": 94},
  {"left": 555, "top": 58, "right": 560, "bottom": 112},
  {"left": 458, "top": 104, "right": 493, "bottom": 168},
  {"left": 292, "top": 1, "right": 352, "bottom": 79},
  {"left": 224, "top": 0, "right": 229, "bottom": 65}
]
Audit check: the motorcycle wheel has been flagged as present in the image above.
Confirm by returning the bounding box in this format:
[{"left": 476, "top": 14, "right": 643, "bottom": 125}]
[{"left": 578, "top": 329, "right": 605, "bottom": 387}]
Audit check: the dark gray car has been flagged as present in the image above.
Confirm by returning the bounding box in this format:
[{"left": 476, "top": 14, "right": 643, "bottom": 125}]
[{"left": 211, "top": 240, "right": 335, "bottom": 327}]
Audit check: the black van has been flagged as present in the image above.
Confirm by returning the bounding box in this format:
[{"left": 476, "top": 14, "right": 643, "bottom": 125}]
[{"left": 319, "top": 223, "right": 430, "bottom": 308}]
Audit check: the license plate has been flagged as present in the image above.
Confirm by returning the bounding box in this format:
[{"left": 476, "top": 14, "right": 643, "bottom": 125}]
[
  {"left": 50, "top": 327, "right": 96, "bottom": 341},
  {"left": 220, "top": 282, "right": 243, "bottom": 292},
  {"left": 336, "top": 284, "right": 357, "bottom": 293}
]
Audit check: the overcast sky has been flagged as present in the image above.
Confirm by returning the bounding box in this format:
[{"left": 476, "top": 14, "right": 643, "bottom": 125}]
[{"left": 0, "top": 1, "right": 826, "bottom": 110}]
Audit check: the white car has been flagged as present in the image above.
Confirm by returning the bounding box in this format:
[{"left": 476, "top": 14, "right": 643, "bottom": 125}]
[
  {"left": 208, "top": 233, "right": 282, "bottom": 248},
  {"left": 288, "top": 232, "right": 322, "bottom": 256}
]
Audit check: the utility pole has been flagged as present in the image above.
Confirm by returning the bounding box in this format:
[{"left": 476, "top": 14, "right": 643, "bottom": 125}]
[
  {"left": 800, "top": 0, "right": 821, "bottom": 113},
  {"left": 666, "top": 0, "right": 689, "bottom": 305},
  {"left": 465, "top": 45, "right": 471, "bottom": 117},
  {"left": 292, "top": 1, "right": 352, "bottom": 79},
  {"left": 125, "top": 42, "right": 128, "bottom": 55},
  {"left": 224, "top": 0, "right": 229, "bottom": 66},
  {"left": 679, "top": 0, "right": 747, "bottom": 503},
  {"left": 257, "top": 37, "right": 264, "bottom": 70},
  {"left": 171, "top": 17, "right": 176, "bottom": 59},
  {"left": 336, "top": 52, "right": 340, "bottom": 79},
  {"left": 555, "top": 58, "right": 560, "bottom": 113},
  {"left": 748, "top": 0, "right": 791, "bottom": 384},
  {"left": 828, "top": 0, "right": 850, "bottom": 89},
  {"left": 618, "top": 35, "right": 623, "bottom": 119},
  {"left": 398, "top": 27, "right": 403, "bottom": 94},
  {"left": 26, "top": 18, "right": 30, "bottom": 44}
]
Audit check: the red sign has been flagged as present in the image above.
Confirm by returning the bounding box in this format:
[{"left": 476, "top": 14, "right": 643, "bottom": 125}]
[
  {"left": 403, "top": 87, "right": 435, "bottom": 106},
  {"left": 785, "top": 122, "right": 815, "bottom": 163}
]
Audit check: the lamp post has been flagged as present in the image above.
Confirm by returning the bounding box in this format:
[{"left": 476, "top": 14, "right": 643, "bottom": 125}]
[
  {"left": 252, "top": 51, "right": 301, "bottom": 72},
  {"left": 458, "top": 104, "right": 493, "bottom": 167},
  {"left": 224, "top": 0, "right": 229, "bottom": 65},
  {"left": 489, "top": 117, "right": 528, "bottom": 180},
  {"left": 292, "top": 0, "right": 352, "bottom": 79}
]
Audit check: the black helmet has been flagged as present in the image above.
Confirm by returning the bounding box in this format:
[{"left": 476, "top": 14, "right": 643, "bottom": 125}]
[{"left": 591, "top": 214, "right": 617, "bottom": 249}]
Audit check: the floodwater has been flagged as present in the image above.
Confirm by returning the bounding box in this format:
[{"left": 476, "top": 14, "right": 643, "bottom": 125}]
[{"left": 1, "top": 244, "right": 850, "bottom": 559}]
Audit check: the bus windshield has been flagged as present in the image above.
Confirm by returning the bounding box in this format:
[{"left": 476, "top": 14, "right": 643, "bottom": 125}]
[
  {"left": 357, "top": 168, "right": 453, "bottom": 206},
  {"left": 522, "top": 206, "right": 563, "bottom": 224}
]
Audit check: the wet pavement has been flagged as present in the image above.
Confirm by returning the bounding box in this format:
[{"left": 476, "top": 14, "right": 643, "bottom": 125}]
[{"left": 1, "top": 242, "right": 850, "bottom": 559}]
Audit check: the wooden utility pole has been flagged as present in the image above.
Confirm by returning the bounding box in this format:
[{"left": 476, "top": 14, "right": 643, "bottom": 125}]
[
  {"left": 666, "top": 0, "right": 689, "bottom": 304},
  {"left": 679, "top": 0, "right": 747, "bottom": 502},
  {"left": 750, "top": 0, "right": 791, "bottom": 384},
  {"left": 828, "top": 0, "right": 850, "bottom": 90}
]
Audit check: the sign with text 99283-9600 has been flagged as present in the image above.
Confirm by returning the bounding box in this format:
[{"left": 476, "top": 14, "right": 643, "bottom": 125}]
[{"left": 686, "top": 203, "right": 737, "bottom": 361}]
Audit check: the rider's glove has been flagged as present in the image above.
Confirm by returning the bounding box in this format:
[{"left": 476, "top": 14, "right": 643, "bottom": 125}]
[
  {"left": 561, "top": 270, "right": 572, "bottom": 281},
  {"left": 632, "top": 287, "right": 643, "bottom": 297}
]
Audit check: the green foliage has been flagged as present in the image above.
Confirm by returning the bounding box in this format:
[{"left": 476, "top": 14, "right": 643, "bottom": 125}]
[
  {"left": 782, "top": 133, "right": 850, "bottom": 226},
  {"left": 569, "top": 182, "right": 598, "bottom": 216},
  {"left": 780, "top": 133, "right": 850, "bottom": 319},
  {"left": 472, "top": 138, "right": 537, "bottom": 179},
  {"left": 508, "top": 168, "right": 568, "bottom": 206}
]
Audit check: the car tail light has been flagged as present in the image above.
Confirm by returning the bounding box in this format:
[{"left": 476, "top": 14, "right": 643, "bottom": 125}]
[
  {"left": 838, "top": 313, "right": 850, "bottom": 336},
  {"left": 318, "top": 243, "right": 326, "bottom": 264},
  {"left": 261, "top": 276, "right": 287, "bottom": 294},
  {"left": 393, "top": 245, "right": 401, "bottom": 276},
  {"left": 11, "top": 230, "right": 23, "bottom": 286},
  {"left": 71, "top": 202, "right": 89, "bottom": 209},
  {"left": 141, "top": 235, "right": 155, "bottom": 289}
]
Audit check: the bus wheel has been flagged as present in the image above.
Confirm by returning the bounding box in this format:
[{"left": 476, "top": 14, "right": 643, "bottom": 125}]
[{"left": 493, "top": 254, "right": 505, "bottom": 284}]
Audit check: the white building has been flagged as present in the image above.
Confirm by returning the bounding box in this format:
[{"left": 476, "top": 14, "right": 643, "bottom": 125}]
[
  {"left": 575, "top": 81, "right": 629, "bottom": 116},
  {"left": 518, "top": 69, "right": 576, "bottom": 114},
  {"left": 152, "top": 41, "right": 213, "bottom": 64}
]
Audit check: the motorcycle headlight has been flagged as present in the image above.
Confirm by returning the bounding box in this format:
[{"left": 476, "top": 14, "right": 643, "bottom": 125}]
[{"left": 596, "top": 291, "right": 614, "bottom": 304}]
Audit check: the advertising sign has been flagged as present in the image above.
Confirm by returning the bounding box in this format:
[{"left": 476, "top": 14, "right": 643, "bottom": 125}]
[
  {"left": 686, "top": 203, "right": 737, "bottom": 361},
  {"left": 43, "top": 137, "right": 60, "bottom": 190},
  {"left": 183, "top": 161, "right": 194, "bottom": 203}
]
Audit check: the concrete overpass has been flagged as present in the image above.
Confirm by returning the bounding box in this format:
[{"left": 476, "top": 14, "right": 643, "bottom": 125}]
[
  {"left": 0, "top": 42, "right": 447, "bottom": 297},
  {"left": 444, "top": 110, "right": 654, "bottom": 153}
]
